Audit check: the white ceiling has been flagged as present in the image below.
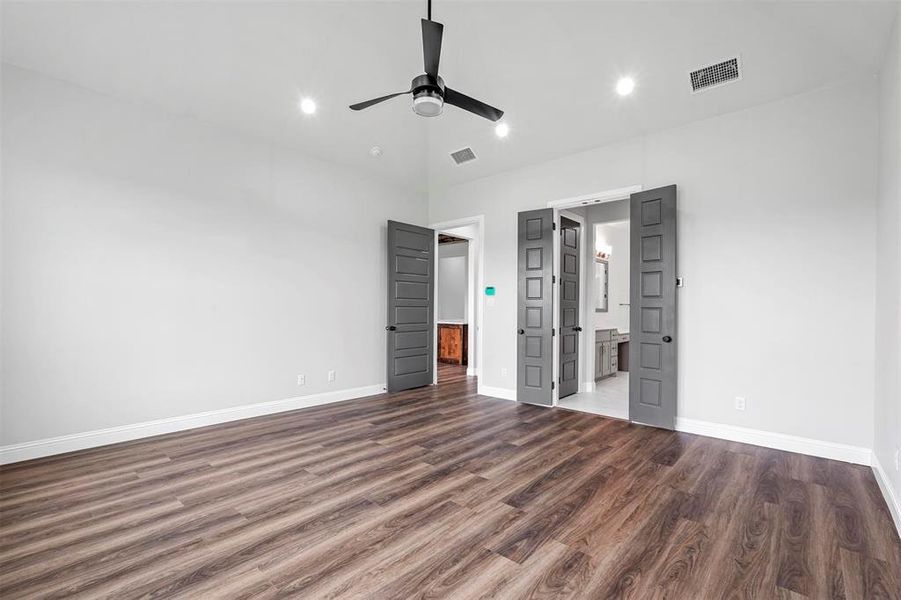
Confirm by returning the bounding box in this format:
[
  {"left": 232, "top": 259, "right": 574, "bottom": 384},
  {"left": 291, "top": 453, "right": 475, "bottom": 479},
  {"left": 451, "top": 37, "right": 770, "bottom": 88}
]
[{"left": 3, "top": 1, "right": 897, "bottom": 192}]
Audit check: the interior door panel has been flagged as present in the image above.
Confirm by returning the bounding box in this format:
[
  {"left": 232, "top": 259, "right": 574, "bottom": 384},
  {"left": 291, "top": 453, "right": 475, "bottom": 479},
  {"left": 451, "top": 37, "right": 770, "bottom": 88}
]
[
  {"left": 558, "top": 218, "right": 580, "bottom": 399},
  {"left": 517, "top": 209, "right": 554, "bottom": 406},
  {"left": 387, "top": 220, "right": 435, "bottom": 392},
  {"left": 628, "top": 186, "right": 677, "bottom": 429}
]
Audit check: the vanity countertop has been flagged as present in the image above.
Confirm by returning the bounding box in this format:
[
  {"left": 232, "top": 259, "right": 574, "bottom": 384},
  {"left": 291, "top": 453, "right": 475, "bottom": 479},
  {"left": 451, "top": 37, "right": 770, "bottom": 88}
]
[{"left": 595, "top": 328, "right": 629, "bottom": 337}]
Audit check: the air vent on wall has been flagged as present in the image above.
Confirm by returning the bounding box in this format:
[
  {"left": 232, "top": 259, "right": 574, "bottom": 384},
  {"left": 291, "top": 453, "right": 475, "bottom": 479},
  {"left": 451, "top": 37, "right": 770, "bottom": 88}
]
[
  {"left": 450, "top": 147, "right": 477, "bottom": 165},
  {"left": 689, "top": 57, "right": 741, "bottom": 93}
]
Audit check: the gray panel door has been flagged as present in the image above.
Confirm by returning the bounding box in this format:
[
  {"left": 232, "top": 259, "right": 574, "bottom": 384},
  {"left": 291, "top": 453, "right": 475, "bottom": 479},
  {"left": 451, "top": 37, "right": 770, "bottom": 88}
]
[
  {"left": 386, "top": 220, "right": 434, "bottom": 393},
  {"left": 517, "top": 209, "right": 554, "bottom": 406},
  {"left": 629, "top": 185, "right": 677, "bottom": 429},
  {"left": 558, "top": 218, "right": 580, "bottom": 399}
]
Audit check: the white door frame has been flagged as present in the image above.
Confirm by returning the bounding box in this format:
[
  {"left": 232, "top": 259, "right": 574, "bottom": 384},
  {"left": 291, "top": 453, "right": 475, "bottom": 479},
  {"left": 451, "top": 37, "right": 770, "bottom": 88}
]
[
  {"left": 547, "top": 185, "right": 641, "bottom": 406},
  {"left": 430, "top": 215, "right": 485, "bottom": 389},
  {"left": 547, "top": 185, "right": 642, "bottom": 210}
]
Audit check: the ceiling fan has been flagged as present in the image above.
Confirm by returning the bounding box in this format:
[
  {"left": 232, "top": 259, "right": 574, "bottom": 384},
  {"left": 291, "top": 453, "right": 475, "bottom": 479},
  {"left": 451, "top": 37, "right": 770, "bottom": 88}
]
[{"left": 349, "top": 0, "right": 504, "bottom": 122}]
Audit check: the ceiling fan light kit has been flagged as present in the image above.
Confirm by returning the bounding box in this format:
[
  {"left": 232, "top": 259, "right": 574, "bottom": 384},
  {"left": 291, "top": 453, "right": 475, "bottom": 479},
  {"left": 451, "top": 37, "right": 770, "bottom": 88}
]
[
  {"left": 412, "top": 94, "right": 444, "bottom": 117},
  {"left": 349, "top": 0, "right": 504, "bottom": 123},
  {"left": 411, "top": 74, "right": 445, "bottom": 117}
]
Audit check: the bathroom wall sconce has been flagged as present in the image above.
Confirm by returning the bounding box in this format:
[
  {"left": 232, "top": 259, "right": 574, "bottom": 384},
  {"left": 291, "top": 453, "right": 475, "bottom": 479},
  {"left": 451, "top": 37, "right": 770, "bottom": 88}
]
[{"left": 595, "top": 243, "right": 613, "bottom": 261}]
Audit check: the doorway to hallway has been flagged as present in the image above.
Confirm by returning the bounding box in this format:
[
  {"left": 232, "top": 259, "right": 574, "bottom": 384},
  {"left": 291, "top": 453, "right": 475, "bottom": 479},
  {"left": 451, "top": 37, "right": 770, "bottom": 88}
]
[{"left": 437, "top": 362, "right": 470, "bottom": 385}]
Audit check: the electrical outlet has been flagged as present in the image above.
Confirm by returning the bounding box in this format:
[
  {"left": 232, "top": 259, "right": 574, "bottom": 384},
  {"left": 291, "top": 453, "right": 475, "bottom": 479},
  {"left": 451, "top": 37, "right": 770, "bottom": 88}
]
[
  {"left": 734, "top": 396, "right": 746, "bottom": 411},
  {"left": 328, "top": 370, "right": 336, "bottom": 382},
  {"left": 501, "top": 367, "right": 508, "bottom": 377},
  {"left": 297, "top": 374, "right": 306, "bottom": 386}
]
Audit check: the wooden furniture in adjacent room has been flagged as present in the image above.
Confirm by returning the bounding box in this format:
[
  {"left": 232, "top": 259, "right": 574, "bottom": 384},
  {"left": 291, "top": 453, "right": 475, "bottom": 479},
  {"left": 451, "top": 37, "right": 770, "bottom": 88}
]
[{"left": 438, "top": 323, "right": 468, "bottom": 365}]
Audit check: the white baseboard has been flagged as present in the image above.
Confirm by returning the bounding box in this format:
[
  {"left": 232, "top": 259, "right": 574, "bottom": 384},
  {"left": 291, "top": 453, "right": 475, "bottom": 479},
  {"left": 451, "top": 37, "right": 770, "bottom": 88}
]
[
  {"left": 581, "top": 381, "right": 595, "bottom": 393},
  {"left": 466, "top": 367, "right": 479, "bottom": 377},
  {"left": 872, "top": 453, "right": 901, "bottom": 538},
  {"left": 0, "top": 383, "right": 386, "bottom": 465},
  {"left": 478, "top": 385, "right": 516, "bottom": 401},
  {"left": 675, "top": 417, "right": 871, "bottom": 465}
]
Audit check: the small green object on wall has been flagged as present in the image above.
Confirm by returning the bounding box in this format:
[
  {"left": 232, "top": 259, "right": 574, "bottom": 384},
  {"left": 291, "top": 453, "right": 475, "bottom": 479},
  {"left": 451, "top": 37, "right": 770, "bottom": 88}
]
[{"left": 485, "top": 286, "right": 496, "bottom": 296}]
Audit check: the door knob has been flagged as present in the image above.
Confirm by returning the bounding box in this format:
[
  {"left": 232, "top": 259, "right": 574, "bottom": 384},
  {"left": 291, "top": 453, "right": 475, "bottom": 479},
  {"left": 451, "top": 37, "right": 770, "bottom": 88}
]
[
  {"left": 518, "top": 329, "right": 525, "bottom": 335},
  {"left": 386, "top": 325, "right": 397, "bottom": 331},
  {"left": 662, "top": 335, "right": 672, "bottom": 343},
  {"left": 573, "top": 327, "right": 583, "bottom": 332}
]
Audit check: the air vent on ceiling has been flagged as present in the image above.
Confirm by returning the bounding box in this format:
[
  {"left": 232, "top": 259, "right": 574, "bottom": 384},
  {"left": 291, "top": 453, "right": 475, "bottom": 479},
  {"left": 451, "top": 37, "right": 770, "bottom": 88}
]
[
  {"left": 450, "top": 147, "right": 477, "bottom": 165},
  {"left": 689, "top": 57, "right": 741, "bottom": 93}
]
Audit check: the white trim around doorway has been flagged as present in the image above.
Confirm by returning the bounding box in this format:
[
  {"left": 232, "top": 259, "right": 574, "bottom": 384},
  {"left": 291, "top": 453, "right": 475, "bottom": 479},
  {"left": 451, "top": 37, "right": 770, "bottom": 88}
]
[
  {"left": 430, "top": 215, "right": 485, "bottom": 392},
  {"left": 547, "top": 185, "right": 642, "bottom": 211}
]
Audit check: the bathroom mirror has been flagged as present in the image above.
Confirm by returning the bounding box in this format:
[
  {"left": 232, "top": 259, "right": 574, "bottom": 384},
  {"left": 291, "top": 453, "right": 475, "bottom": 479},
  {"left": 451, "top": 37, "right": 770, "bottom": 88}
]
[{"left": 595, "top": 258, "right": 609, "bottom": 312}]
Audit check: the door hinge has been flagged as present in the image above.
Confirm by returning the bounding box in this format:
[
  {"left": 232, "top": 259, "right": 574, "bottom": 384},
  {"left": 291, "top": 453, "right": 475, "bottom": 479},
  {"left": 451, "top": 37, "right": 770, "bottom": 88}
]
[
  {"left": 552, "top": 328, "right": 556, "bottom": 337},
  {"left": 552, "top": 222, "right": 556, "bottom": 231},
  {"left": 552, "top": 275, "right": 556, "bottom": 284},
  {"left": 551, "top": 381, "right": 555, "bottom": 390},
  {"left": 676, "top": 277, "right": 684, "bottom": 287}
]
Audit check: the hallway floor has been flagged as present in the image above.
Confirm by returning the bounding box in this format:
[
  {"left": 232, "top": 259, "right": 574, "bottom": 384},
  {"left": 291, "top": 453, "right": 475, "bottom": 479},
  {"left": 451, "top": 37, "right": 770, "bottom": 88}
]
[{"left": 437, "top": 362, "right": 470, "bottom": 385}]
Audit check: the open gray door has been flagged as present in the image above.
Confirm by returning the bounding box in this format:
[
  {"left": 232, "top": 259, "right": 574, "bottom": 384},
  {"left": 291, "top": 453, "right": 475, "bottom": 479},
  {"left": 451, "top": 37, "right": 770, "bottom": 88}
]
[
  {"left": 517, "top": 209, "right": 554, "bottom": 406},
  {"left": 386, "top": 220, "right": 434, "bottom": 393},
  {"left": 629, "top": 185, "right": 677, "bottom": 429},
  {"left": 558, "top": 217, "right": 581, "bottom": 399}
]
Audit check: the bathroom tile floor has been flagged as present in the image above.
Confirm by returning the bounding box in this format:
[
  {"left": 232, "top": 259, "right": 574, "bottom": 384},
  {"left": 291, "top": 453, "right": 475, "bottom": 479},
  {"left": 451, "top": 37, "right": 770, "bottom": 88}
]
[{"left": 558, "top": 371, "right": 629, "bottom": 420}]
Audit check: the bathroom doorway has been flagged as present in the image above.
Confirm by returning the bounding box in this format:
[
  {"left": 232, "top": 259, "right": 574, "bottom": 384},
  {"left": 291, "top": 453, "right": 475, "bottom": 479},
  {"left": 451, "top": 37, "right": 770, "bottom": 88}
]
[{"left": 557, "top": 202, "right": 631, "bottom": 419}]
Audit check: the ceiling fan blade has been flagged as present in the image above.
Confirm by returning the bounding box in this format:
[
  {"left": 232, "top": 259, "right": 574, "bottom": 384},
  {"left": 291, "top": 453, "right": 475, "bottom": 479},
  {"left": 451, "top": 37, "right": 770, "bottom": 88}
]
[
  {"left": 422, "top": 19, "right": 443, "bottom": 79},
  {"left": 349, "top": 90, "right": 411, "bottom": 111},
  {"left": 444, "top": 88, "right": 504, "bottom": 122}
]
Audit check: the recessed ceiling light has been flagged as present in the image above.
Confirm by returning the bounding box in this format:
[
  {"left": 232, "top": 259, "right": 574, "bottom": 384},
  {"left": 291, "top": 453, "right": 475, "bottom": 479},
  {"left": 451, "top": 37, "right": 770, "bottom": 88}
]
[
  {"left": 370, "top": 145, "right": 383, "bottom": 158},
  {"left": 299, "top": 97, "right": 317, "bottom": 115},
  {"left": 616, "top": 77, "right": 635, "bottom": 96},
  {"left": 495, "top": 122, "right": 510, "bottom": 138}
]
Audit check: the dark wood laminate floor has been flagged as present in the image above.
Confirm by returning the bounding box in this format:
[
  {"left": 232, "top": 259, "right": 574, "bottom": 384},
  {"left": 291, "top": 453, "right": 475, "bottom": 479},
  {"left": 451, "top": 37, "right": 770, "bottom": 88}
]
[
  {"left": 1, "top": 369, "right": 899, "bottom": 599},
  {"left": 438, "top": 362, "right": 470, "bottom": 384}
]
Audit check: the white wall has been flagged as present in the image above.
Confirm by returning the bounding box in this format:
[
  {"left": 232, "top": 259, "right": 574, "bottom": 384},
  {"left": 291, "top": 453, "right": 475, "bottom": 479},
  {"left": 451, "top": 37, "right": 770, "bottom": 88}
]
[
  {"left": 875, "top": 7, "right": 901, "bottom": 515},
  {"left": 592, "top": 222, "right": 630, "bottom": 333},
  {"left": 437, "top": 242, "right": 468, "bottom": 322},
  {"left": 429, "top": 79, "right": 878, "bottom": 449},
  {"left": 1, "top": 65, "right": 426, "bottom": 446}
]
